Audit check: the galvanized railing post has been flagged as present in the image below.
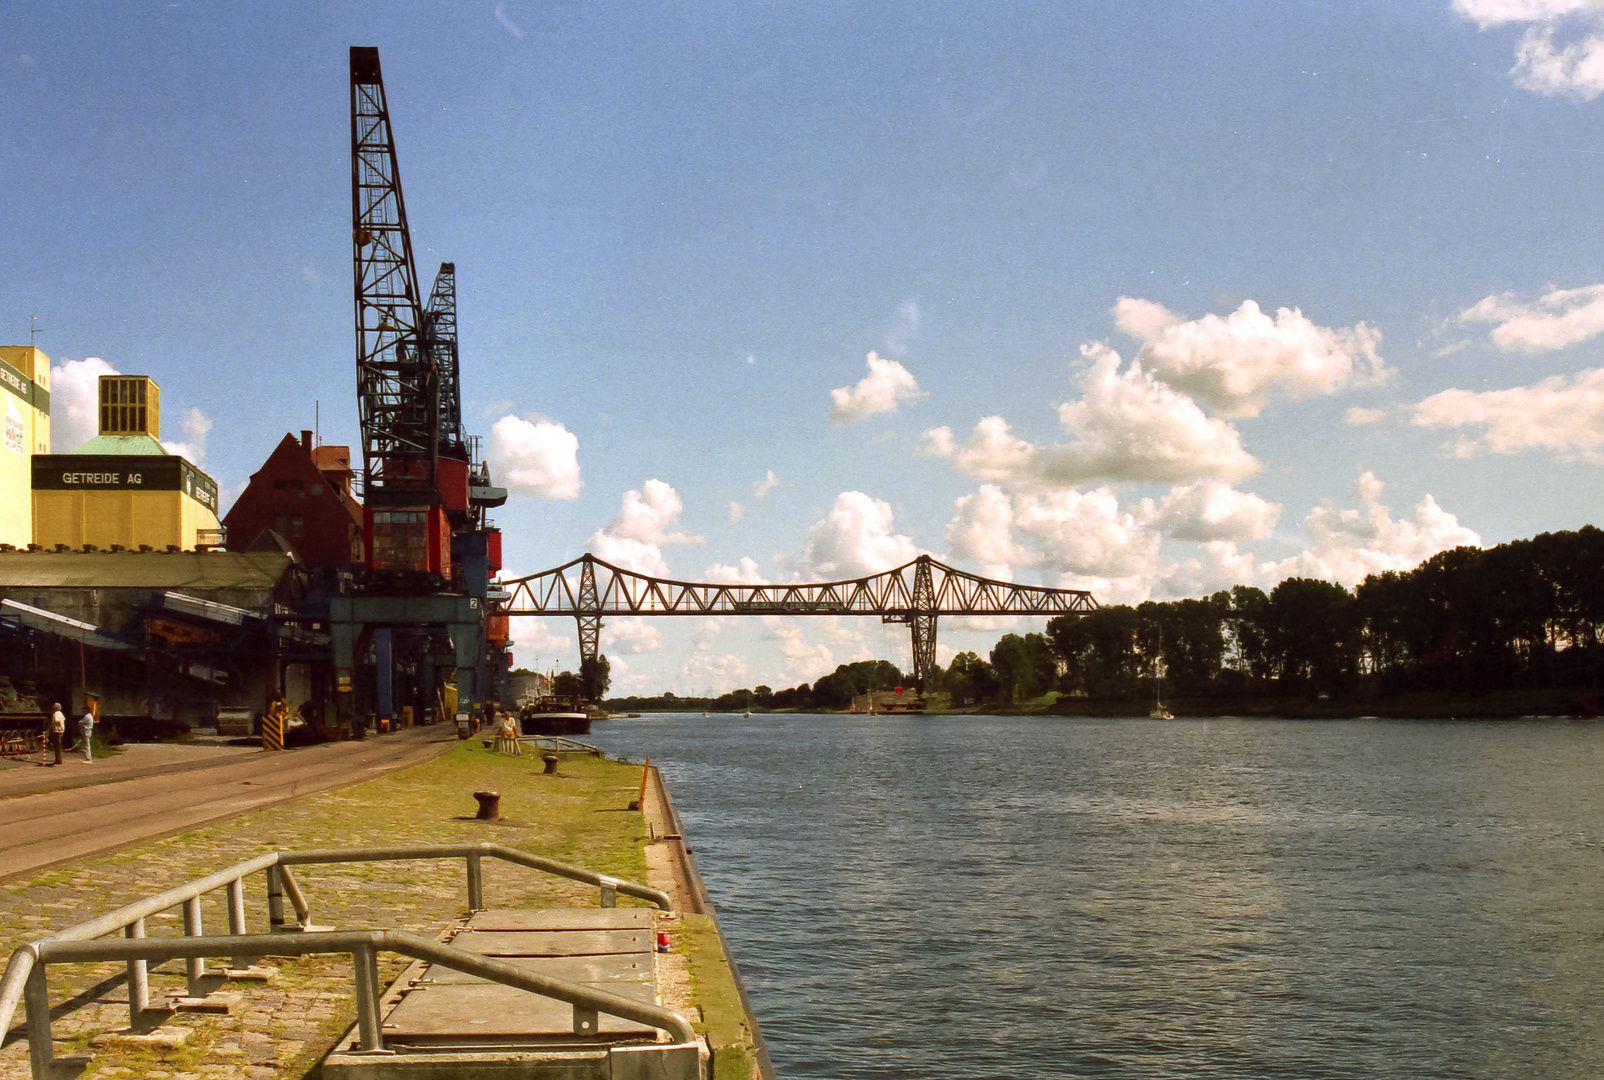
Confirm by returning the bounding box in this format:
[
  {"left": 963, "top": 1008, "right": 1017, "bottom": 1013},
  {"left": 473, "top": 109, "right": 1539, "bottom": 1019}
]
[
  {"left": 466, "top": 851, "right": 484, "bottom": 911},
  {"left": 278, "top": 864, "right": 309, "bottom": 928},
  {"left": 24, "top": 959, "right": 53, "bottom": 1078},
  {"left": 351, "top": 941, "right": 384, "bottom": 1052},
  {"left": 226, "top": 877, "right": 248, "bottom": 969},
  {"left": 599, "top": 876, "right": 618, "bottom": 908},
  {"left": 125, "top": 918, "right": 148, "bottom": 1024},
  {"left": 265, "top": 863, "right": 287, "bottom": 932},
  {"left": 183, "top": 895, "right": 205, "bottom": 995}
]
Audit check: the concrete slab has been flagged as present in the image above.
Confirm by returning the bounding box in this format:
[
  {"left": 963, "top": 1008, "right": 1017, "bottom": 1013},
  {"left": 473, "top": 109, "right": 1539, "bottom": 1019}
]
[
  {"left": 448, "top": 929, "right": 652, "bottom": 957},
  {"left": 419, "top": 953, "right": 654, "bottom": 986},
  {"left": 89, "top": 1025, "right": 194, "bottom": 1048},
  {"left": 383, "top": 982, "right": 659, "bottom": 1042},
  {"left": 465, "top": 908, "right": 654, "bottom": 932}
]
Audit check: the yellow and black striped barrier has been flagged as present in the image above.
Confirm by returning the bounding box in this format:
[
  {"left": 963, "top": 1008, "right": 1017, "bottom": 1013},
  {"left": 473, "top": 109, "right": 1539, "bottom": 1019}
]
[{"left": 262, "top": 708, "right": 284, "bottom": 752}]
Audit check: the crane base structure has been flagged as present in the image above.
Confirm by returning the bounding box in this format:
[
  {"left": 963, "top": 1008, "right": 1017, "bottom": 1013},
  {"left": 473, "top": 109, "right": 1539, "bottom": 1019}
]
[{"left": 330, "top": 595, "right": 490, "bottom": 735}]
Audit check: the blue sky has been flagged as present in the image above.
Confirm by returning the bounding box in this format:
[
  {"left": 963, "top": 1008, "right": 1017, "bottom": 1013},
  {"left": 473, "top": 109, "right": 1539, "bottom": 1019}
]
[{"left": 8, "top": 1, "right": 1604, "bottom": 694}]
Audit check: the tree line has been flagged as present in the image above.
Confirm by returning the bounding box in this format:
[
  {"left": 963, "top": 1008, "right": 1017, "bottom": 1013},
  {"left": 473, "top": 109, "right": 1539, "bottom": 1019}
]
[{"left": 1027, "top": 526, "right": 1604, "bottom": 704}]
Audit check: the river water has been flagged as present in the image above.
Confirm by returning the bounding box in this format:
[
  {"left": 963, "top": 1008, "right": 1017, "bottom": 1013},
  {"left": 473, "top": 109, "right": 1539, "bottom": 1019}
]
[{"left": 588, "top": 713, "right": 1604, "bottom": 1078}]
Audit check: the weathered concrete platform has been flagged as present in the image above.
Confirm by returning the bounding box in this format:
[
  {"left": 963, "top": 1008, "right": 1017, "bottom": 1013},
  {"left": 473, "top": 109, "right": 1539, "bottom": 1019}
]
[{"left": 322, "top": 907, "right": 702, "bottom": 1079}]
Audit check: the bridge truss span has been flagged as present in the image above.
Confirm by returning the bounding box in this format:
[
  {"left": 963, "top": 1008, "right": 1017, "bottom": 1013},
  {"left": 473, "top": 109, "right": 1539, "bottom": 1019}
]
[{"left": 497, "top": 553, "right": 1098, "bottom": 691}]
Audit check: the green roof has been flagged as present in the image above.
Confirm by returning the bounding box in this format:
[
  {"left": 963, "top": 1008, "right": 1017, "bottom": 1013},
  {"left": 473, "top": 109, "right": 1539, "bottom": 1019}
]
[{"left": 67, "top": 434, "right": 170, "bottom": 456}]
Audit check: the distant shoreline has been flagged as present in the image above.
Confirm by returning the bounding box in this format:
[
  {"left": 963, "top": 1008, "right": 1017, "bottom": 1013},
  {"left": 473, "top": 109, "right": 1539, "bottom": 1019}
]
[{"left": 603, "top": 687, "right": 1602, "bottom": 721}]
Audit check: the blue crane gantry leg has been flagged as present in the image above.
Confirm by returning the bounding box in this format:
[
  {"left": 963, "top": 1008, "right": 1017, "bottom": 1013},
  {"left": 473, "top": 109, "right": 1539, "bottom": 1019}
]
[{"left": 330, "top": 595, "right": 486, "bottom": 736}]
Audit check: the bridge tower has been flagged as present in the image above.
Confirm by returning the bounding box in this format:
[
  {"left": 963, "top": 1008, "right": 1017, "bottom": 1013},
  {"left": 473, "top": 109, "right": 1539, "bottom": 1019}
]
[
  {"left": 576, "top": 556, "right": 602, "bottom": 670},
  {"left": 883, "top": 555, "right": 939, "bottom": 692}
]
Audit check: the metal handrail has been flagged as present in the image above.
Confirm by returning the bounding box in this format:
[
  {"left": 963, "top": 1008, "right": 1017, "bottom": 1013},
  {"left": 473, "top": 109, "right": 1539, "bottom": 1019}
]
[
  {"left": 276, "top": 844, "right": 672, "bottom": 912},
  {"left": 39, "top": 929, "right": 695, "bottom": 1045},
  {"left": 525, "top": 735, "right": 602, "bottom": 755},
  {"left": 0, "top": 844, "right": 675, "bottom": 1078}
]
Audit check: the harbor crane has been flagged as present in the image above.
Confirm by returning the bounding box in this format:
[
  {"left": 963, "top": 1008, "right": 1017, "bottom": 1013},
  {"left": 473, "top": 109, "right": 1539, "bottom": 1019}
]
[{"left": 332, "top": 47, "right": 508, "bottom": 735}]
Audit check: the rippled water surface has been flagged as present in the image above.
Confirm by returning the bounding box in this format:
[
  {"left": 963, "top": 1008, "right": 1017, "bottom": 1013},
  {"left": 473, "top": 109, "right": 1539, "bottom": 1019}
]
[{"left": 589, "top": 714, "right": 1604, "bottom": 1078}]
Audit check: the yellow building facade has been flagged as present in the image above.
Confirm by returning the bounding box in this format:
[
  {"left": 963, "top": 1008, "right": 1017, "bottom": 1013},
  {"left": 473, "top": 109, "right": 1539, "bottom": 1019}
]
[
  {"left": 0, "top": 347, "right": 52, "bottom": 548},
  {"left": 31, "top": 375, "right": 220, "bottom": 552}
]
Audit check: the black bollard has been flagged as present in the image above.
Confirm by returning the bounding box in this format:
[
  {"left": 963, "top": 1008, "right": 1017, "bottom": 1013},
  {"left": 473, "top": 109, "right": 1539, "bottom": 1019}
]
[
  {"left": 473, "top": 790, "right": 500, "bottom": 820},
  {"left": 542, "top": 754, "right": 560, "bottom": 775}
]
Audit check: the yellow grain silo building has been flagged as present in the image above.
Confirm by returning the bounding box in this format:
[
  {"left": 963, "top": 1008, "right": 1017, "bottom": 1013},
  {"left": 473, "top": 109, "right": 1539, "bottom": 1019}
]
[
  {"left": 0, "top": 347, "right": 52, "bottom": 549},
  {"left": 31, "top": 374, "right": 220, "bottom": 551}
]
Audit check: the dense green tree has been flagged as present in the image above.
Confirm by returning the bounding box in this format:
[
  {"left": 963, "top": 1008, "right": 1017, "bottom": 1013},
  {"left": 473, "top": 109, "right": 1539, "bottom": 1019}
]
[
  {"left": 990, "top": 633, "right": 1057, "bottom": 703},
  {"left": 771, "top": 682, "right": 812, "bottom": 710},
  {"left": 578, "top": 654, "right": 611, "bottom": 702},
  {"left": 1050, "top": 605, "right": 1142, "bottom": 697},
  {"left": 1222, "top": 585, "right": 1274, "bottom": 690},
  {"left": 941, "top": 651, "right": 999, "bottom": 703},
  {"left": 809, "top": 660, "right": 907, "bottom": 709},
  {"left": 1267, "top": 578, "right": 1359, "bottom": 693},
  {"left": 553, "top": 670, "right": 582, "bottom": 698}
]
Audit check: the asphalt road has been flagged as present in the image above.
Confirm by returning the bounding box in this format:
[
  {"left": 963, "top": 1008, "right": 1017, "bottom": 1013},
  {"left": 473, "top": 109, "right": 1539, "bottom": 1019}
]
[{"left": 0, "top": 725, "right": 461, "bottom": 881}]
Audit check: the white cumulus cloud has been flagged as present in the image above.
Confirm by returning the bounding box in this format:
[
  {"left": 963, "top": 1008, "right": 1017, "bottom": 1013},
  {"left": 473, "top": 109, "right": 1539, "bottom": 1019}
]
[
  {"left": 1410, "top": 367, "right": 1604, "bottom": 461},
  {"left": 48, "top": 357, "right": 119, "bottom": 452},
  {"left": 705, "top": 557, "right": 770, "bottom": 585},
  {"left": 161, "top": 406, "right": 213, "bottom": 466},
  {"left": 829, "top": 351, "right": 926, "bottom": 424},
  {"left": 487, "top": 414, "right": 582, "bottom": 499},
  {"left": 1457, "top": 283, "right": 1604, "bottom": 352},
  {"left": 1113, "top": 297, "right": 1391, "bottom": 418},
  {"left": 945, "top": 484, "right": 1035, "bottom": 572},
  {"left": 941, "top": 483, "right": 1164, "bottom": 587},
  {"left": 926, "top": 343, "right": 1258, "bottom": 488},
  {"left": 799, "top": 491, "right": 922, "bottom": 578},
  {"left": 1156, "top": 540, "right": 1266, "bottom": 599},
  {"left": 1269, "top": 472, "right": 1482, "bottom": 586},
  {"left": 1152, "top": 481, "right": 1280, "bottom": 542},
  {"left": 1455, "top": 0, "right": 1604, "bottom": 100},
  {"left": 1013, "top": 486, "right": 1162, "bottom": 580},
  {"left": 590, "top": 479, "right": 703, "bottom": 577},
  {"left": 603, "top": 616, "right": 662, "bottom": 655},
  {"left": 504, "top": 615, "right": 574, "bottom": 672},
  {"left": 683, "top": 651, "right": 752, "bottom": 693}
]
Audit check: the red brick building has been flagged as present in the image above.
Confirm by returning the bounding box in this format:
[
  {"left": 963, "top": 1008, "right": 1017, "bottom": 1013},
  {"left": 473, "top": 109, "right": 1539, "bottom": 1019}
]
[{"left": 223, "top": 431, "right": 362, "bottom": 565}]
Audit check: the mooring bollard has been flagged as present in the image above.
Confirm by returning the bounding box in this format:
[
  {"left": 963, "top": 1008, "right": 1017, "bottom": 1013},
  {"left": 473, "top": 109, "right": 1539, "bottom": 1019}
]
[
  {"left": 473, "top": 790, "right": 500, "bottom": 820},
  {"left": 543, "top": 754, "right": 560, "bottom": 775}
]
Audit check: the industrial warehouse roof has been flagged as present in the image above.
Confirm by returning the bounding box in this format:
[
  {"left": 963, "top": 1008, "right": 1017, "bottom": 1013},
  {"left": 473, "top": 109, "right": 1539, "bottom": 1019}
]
[
  {"left": 0, "top": 551, "right": 293, "bottom": 590},
  {"left": 65, "top": 433, "right": 170, "bottom": 456}
]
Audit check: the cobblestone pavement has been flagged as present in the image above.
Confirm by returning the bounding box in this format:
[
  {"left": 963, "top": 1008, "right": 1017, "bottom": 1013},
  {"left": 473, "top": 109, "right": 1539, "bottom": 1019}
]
[{"left": 0, "top": 740, "right": 651, "bottom": 1078}]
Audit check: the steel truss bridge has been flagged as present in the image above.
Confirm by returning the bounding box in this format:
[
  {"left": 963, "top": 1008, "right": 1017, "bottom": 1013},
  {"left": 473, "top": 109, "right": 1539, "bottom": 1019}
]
[{"left": 497, "top": 553, "right": 1098, "bottom": 691}]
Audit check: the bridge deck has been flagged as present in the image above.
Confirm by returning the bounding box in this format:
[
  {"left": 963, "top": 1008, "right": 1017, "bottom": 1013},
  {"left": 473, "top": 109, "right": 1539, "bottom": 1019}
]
[{"left": 323, "top": 907, "right": 702, "bottom": 1078}]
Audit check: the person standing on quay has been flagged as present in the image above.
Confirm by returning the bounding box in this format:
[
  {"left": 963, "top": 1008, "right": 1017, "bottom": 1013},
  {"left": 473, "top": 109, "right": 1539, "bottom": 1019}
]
[
  {"left": 79, "top": 705, "right": 94, "bottom": 763},
  {"left": 46, "top": 704, "right": 64, "bottom": 766}
]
